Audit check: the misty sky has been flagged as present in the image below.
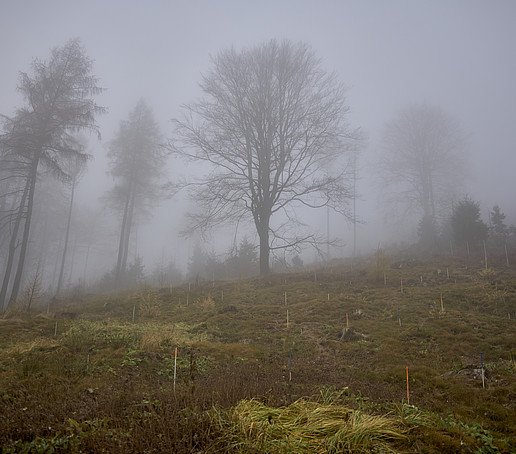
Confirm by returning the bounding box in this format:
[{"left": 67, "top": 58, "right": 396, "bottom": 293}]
[{"left": 1, "top": 0, "right": 515, "bottom": 269}]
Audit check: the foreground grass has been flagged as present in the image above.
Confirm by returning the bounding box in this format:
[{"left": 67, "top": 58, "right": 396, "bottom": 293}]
[{"left": 0, "top": 253, "right": 515, "bottom": 452}]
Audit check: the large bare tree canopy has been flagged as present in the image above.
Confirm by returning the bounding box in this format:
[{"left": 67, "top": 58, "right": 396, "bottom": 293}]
[
  {"left": 378, "top": 104, "right": 466, "bottom": 224},
  {"left": 171, "top": 40, "right": 360, "bottom": 274}
]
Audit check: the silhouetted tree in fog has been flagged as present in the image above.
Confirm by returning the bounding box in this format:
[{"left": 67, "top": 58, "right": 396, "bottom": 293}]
[
  {"left": 0, "top": 39, "right": 104, "bottom": 309},
  {"left": 171, "top": 40, "right": 360, "bottom": 274},
  {"left": 489, "top": 205, "right": 508, "bottom": 249},
  {"left": 378, "top": 104, "right": 466, "bottom": 239},
  {"left": 105, "top": 100, "right": 165, "bottom": 286},
  {"left": 451, "top": 196, "right": 488, "bottom": 250}
]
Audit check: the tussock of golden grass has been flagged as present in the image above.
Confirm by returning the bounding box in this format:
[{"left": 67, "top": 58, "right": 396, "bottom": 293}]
[
  {"left": 212, "top": 397, "right": 406, "bottom": 453},
  {"left": 138, "top": 322, "right": 209, "bottom": 351},
  {"left": 4, "top": 337, "right": 60, "bottom": 355}
]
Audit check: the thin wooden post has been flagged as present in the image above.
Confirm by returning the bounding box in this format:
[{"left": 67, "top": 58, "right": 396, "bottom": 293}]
[
  {"left": 289, "top": 349, "right": 292, "bottom": 381},
  {"left": 174, "top": 347, "right": 178, "bottom": 392},
  {"left": 406, "top": 366, "right": 410, "bottom": 404}
]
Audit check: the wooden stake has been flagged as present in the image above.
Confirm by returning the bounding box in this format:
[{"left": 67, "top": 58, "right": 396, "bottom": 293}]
[
  {"left": 440, "top": 293, "right": 444, "bottom": 313},
  {"left": 406, "top": 366, "right": 410, "bottom": 404},
  {"left": 174, "top": 347, "right": 178, "bottom": 392},
  {"left": 187, "top": 293, "right": 189, "bottom": 305},
  {"left": 54, "top": 320, "right": 58, "bottom": 337},
  {"left": 221, "top": 290, "right": 224, "bottom": 303},
  {"left": 284, "top": 291, "right": 287, "bottom": 306},
  {"left": 346, "top": 312, "right": 349, "bottom": 328},
  {"left": 289, "top": 348, "right": 292, "bottom": 381},
  {"left": 505, "top": 244, "right": 510, "bottom": 266},
  {"left": 327, "top": 293, "right": 330, "bottom": 301},
  {"left": 132, "top": 303, "right": 136, "bottom": 323},
  {"left": 286, "top": 308, "right": 289, "bottom": 328},
  {"left": 483, "top": 240, "right": 488, "bottom": 269}
]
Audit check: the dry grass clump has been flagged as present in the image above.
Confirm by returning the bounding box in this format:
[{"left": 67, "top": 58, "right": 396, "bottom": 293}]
[
  {"left": 137, "top": 288, "right": 162, "bottom": 318},
  {"left": 3, "top": 337, "right": 59, "bottom": 356},
  {"left": 212, "top": 397, "right": 406, "bottom": 453}
]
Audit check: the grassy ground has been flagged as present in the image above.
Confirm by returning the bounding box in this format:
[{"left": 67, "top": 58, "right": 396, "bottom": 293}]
[{"left": 0, "top": 252, "right": 515, "bottom": 453}]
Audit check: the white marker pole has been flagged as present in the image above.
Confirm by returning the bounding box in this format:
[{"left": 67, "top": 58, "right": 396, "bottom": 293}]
[{"left": 174, "top": 347, "right": 178, "bottom": 392}]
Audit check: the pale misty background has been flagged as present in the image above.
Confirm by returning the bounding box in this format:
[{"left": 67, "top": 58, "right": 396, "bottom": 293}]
[{"left": 1, "top": 0, "right": 515, "bottom": 283}]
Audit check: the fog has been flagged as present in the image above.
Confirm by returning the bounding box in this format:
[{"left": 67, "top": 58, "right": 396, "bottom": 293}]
[{"left": 1, "top": 1, "right": 515, "bottom": 293}]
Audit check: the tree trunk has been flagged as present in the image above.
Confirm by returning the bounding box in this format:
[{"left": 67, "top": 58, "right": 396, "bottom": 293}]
[
  {"left": 120, "top": 188, "right": 136, "bottom": 273},
  {"left": 0, "top": 178, "right": 30, "bottom": 310},
  {"left": 55, "top": 177, "right": 76, "bottom": 297},
  {"left": 257, "top": 217, "right": 270, "bottom": 275},
  {"left": 115, "top": 185, "right": 132, "bottom": 285},
  {"left": 9, "top": 157, "right": 39, "bottom": 306}
]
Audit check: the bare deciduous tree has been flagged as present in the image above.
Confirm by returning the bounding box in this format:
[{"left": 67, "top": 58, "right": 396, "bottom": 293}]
[
  {"left": 171, "top": 40, "right": 360, "bottom": 274},
  {"left": 378, "top": 104, "right": 466, "bottom": 231}
]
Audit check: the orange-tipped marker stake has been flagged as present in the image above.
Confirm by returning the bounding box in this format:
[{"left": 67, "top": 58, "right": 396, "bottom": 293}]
[
  {"left": 440, "top": 293, "right": 444, "bottom": 313},
  {"left": 346, "top": 312, "right": 349, "bottom": 328},
  {"left": 406, "top": 366, "right": 410, "bottom": 404}
]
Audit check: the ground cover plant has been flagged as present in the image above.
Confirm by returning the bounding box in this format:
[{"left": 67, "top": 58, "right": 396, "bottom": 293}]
[{"left": 0, "top": 252, "right": 515, "bottom": 452}]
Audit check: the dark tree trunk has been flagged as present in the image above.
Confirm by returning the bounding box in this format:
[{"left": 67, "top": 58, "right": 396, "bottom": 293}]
[
  {"left": 0, "top": 178, "right": 30, "bottom": 309},
  {"left": 115, "top": 186, "right": 132, "bottom": 285},
  {"left": 257, "top": 213, "right": 271, "bottom": 275},
  {"left": 120, "top": 188, "right": 136, "bottom": 273},
  {"left": 9, "top": 157, "right": 39, "bottom": 306},
  {"left": 55, "top": 177, "right": 76, "bottom": 297}
]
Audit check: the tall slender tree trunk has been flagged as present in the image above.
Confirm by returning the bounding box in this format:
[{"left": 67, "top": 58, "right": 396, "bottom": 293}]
[
  {"left": 82, "top": 244, "right": 91, "bottom": 283},
  {"left": 9, "top": 157, "right": 39, "bottom": 306},
  {"left": 55, "top": 177, "right": 76, "bottom": 297},
  {"left": 115, "top": 185, "right": 132, "bottom": 285},
  {"left": 120, "top": 188, "right": 136, "bottom": 273},
  {"left": 0, "top": 174, "right": 30, "bottom": 309},
  {"left": 67, "top": 238, "right": 78, "bottom": 288}
]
